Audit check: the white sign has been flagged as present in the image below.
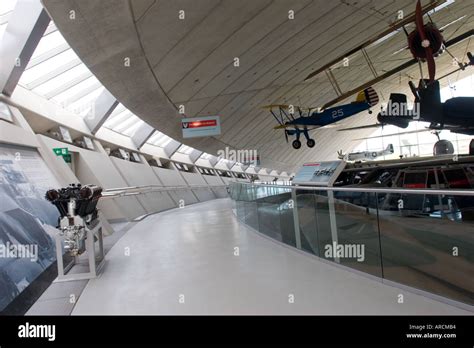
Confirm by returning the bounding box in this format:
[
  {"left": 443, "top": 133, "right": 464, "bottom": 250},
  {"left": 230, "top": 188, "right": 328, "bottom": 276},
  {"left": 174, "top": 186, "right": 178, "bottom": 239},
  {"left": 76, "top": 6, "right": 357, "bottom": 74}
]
[
  {"left": 293, "top": 161, "right": 346, "bottom": 186},
  {"left": 182, "top": 116, "right": 221, "bottom": 138}
]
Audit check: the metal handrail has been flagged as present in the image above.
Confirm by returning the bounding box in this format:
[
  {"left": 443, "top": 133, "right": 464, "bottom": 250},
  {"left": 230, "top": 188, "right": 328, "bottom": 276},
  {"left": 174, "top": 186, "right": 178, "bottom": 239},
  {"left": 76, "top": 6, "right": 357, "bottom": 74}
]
[
  {"left": 102, "top": 184, "right": 228, "bottom": 198},
  {"left": 232, "top": 181, "right": 474, "bottom": 197}
]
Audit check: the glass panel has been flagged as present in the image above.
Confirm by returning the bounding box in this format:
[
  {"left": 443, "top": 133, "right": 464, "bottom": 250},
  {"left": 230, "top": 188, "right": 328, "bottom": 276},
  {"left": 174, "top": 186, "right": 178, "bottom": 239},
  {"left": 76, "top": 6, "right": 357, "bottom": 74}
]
[
  {"left": 230, "top": 183, "right": 474, "bottom": 306},
  {"left": 67, "top": 86, "right": 105, "bottom": 116},
  {"left": 177, "top": 145, "right": 194, "bottom": 155},
  {"left": 30, "top": 30, "right": 67, "bottom": 58},
  {"left": 147, "top": 131, "right": 174, "bottom": 147},
  {"left": 278, "top": 190, "right": 295, "bottom": 247},
  {"left": 296, "top": 190, "right": 319, "bottom": 256},
  {"left": 105, "top": 109, "right": 133, "bottom": 129},
  {"left": 0, "top": 22, "right": 8, "bottom": 42},
  {"left": 245, "top": 200, "right": 259, "bottom": 231},
  {"left": 122, "top": 119, "right": 145, "bottom": 137},
  {"left": 33, "top": 64, "right": 90, "bottom": 96},
  {"left": 52, "top": 76, "right": 101, "bottom": 104},
  {"left": 314, "top": 191, "right": 333, "bottom": 259},
  {"left": 331, "top": 190, "right": 382, "bottom": 277},
  {"left": 20, "top": 49, "right": 77, "bottom": 86},
  {"left": 256, "top": 188, "right": 282, "bottom": 241},
  {"left": 0, "top": 0, "right": 17, "bottom": 16},
  {"left": 235, "top": 184, "right": 246, "bottom": 221},
  {"left": 378, "top": 192, "right": 474, "bottom": 305},
  {"left": 114, "top": 115, "right": 141, "bottom": 134}
]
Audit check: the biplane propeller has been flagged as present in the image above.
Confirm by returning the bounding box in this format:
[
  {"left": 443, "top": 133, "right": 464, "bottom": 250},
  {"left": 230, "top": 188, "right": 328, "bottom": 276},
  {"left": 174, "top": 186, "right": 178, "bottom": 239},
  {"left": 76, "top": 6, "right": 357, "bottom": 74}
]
[
  {"left": 407, "top": 0, "right": 445, "bottom": 84},
  {"left": 263, "top": 87, "right": 379, "bottom": 150}
]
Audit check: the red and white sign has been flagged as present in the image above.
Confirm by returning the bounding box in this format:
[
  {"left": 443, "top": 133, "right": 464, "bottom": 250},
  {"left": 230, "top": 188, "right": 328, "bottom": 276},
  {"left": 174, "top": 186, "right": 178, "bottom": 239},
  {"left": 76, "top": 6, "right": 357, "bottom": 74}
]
[
  {"left": 182, "top": 116, "right": 221, "bottom": 138},
  {"left": 182, "top": 119, "right": 217, "bottom": 128}
]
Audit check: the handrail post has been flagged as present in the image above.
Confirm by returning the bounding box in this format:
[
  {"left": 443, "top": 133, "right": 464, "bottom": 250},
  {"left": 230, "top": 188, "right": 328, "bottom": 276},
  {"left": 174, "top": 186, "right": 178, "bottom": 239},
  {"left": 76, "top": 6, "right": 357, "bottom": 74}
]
[
  {"left": 327, "top": 191, "right": 340, "bottom": 264},
  {"left": 291, "top": 188, "right": 302, "bottom": 249}
]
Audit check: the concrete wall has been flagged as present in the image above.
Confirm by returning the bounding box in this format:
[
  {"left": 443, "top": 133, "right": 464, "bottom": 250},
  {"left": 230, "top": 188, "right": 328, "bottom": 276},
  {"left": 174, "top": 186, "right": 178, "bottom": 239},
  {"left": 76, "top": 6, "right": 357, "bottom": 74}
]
[
  {"left": 0, "top": 98, "right": 241, "bottom": 224},
  {"left": 110, "top": 157, "right": 175, "bottom": 213},
  {"left": 203, "top": 174, "right": 227, "bottom": 198},
  {"left": 152, "top": 167, "right": 198, "bottom": 205},
  {"left": 38, "top": 135, "right": 146, "bottom": 221}
]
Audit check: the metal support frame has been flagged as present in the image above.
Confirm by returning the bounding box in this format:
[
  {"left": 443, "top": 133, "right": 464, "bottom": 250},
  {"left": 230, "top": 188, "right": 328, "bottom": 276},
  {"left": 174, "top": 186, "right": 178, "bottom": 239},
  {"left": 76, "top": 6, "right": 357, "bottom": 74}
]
[
  {"left": 325, "top": 69, "right": 342, "bottom": 96},
  {"left": 132, "top": 123, "right": 155, "bottom": 149},
  {"left": 361, "top": 48, "right": 378, "bottom": 78},
  {"left": 304, "top": 0, "right": 444, "bottom": 81},
  {"left": 164, "top": 140, "right": 182, "bottom": 158},
  {"left": 321, "top": 29, "right": 474, "bottom": 109},
  {"left": 55, "top": 221, "right": 105, "bottom": 282},
  {"left": 291, "top": 188, "right": 302, "bottom": 249},
  {"left": 84, "top": 89, "right": 119, "bottom": 134},
  {"left": 189, "top": 149, "right": 204, "bottom": 163},
  {"left": 0, "top": 0, "right": 50, "bottom": 96},
  {"left": 327, "top": 191, "right": 340, "bottom": 263}
]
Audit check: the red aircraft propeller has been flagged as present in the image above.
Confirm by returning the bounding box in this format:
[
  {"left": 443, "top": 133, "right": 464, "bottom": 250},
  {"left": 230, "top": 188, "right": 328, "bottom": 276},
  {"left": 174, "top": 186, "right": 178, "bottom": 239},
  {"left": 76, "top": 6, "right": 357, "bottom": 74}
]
[{"left": 407, "top": 0, "right": 444, "bottom": 83}]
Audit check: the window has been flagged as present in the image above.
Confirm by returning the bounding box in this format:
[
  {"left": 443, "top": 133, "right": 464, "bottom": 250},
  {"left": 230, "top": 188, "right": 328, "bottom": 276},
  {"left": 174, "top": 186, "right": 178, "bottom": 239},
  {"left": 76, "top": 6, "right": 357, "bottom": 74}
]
[
  {"left": 147, "top": 131, "right": 174, "bottom": 148},
  {"left": 177, "top": 144, "right": 194, "bottom": 155}
]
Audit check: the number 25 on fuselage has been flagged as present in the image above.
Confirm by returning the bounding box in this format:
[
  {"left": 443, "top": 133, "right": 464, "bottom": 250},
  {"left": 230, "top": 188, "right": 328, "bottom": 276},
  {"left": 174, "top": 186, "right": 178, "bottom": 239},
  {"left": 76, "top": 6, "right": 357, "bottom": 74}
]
[{"left": 264, "top": 87, "right": 379, "bottom": 149}]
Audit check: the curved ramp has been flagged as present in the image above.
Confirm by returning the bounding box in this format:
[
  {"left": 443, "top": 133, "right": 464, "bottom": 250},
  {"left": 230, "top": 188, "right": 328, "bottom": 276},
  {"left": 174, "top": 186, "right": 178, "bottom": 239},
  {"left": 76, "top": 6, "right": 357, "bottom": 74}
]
[{"left": 72, "top": 199, "right": 469, "bottom": 315}]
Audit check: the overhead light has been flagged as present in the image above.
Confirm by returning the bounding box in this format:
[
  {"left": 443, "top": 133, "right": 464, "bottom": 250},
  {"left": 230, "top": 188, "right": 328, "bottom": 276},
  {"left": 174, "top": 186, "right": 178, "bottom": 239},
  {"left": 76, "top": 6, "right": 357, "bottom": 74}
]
[
  {"left": 370, "top": 30, "right": 401, "bottom": 48},
  {"left": 428, "top": 0, "right": 455, "bottom": 15},
  {"left": 439, "top": 15, "right": 466, "bottom": 31}
]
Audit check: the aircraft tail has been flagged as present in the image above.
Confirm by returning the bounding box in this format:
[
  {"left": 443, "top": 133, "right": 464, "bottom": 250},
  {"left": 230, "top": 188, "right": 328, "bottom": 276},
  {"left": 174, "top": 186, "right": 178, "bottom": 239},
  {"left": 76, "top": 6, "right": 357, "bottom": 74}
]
[
  {"left": 386, "top": 144, "right": 394, "bottom": 154},
  {"left": 355, "top": 86, "right": 379, "bottom": 107}
]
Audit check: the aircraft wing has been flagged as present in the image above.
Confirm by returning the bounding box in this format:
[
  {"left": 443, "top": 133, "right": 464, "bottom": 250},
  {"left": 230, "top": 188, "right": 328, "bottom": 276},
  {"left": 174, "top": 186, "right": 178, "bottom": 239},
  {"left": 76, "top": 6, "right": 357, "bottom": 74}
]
[
  {"left": 353, "top": 128, "right": 432, "bottom": 141},
  {"left": 261, "top": 104, "right": 290, "bottom": 110},
  {"left": 274, "top": 124, "right": 324, "bottom": 130},
  {"left": 440, "top": 126, "right": 474, "bottom": 136},
  {"left": 338, "top": 123, "right": 383, "bottom": 131}
]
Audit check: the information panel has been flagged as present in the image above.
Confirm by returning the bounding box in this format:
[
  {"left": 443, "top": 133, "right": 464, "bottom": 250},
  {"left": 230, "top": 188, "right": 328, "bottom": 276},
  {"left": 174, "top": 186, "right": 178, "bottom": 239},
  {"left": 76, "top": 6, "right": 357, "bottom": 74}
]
[
  {"left": 182, "top": 116, "right": 221, "bottom": 138},
  {"left": 0, "top": 145, "right": 59, "bottom": 312},
  {"left": 292, "top": 160, "right": 346, "bottom": 186}
]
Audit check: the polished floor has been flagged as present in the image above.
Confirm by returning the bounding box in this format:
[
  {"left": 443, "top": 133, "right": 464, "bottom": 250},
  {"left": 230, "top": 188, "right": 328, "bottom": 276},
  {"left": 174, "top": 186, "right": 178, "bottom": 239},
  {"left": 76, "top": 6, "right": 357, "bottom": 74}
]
[{"left": 72, "top": 199, "right": 470, "bottom": 315}]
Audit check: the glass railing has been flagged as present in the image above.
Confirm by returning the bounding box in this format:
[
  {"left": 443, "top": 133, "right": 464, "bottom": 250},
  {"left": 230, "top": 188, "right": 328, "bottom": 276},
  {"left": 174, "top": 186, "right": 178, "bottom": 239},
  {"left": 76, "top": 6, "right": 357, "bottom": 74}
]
[{"left": 230, "top": 182, "right": 474, "bottom": 307}]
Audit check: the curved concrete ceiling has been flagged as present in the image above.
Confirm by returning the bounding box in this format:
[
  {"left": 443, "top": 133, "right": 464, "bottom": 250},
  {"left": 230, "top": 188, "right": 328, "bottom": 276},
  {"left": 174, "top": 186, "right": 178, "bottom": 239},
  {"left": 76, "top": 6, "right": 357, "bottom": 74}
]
[{"left": 41, "top": 0, "right": 474, "bottom": 172}]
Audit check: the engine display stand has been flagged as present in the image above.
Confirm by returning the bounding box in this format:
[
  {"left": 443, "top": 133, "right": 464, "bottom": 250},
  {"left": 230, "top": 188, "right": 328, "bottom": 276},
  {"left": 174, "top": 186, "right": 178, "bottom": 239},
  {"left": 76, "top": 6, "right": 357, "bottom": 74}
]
[{"left": 54, "top": 220, "right": 105, "bottom": 282}]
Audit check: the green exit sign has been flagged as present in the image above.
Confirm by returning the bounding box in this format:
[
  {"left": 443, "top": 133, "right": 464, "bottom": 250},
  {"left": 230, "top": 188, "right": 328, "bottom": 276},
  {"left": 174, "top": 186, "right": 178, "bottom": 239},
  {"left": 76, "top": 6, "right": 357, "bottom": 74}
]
[
  {"left": 53, "top": 147, "right": 69, "bottom": 156},
  {"left": 53, "top": 148, "right": 71, "bottom": 163}
]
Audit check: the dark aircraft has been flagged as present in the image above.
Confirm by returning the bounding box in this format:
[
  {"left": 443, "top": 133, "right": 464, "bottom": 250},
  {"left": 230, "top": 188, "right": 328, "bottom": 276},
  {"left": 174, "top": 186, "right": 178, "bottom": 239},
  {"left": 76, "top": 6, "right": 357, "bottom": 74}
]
[{"left": 340, "top": 78, "right": 474, "bottom": 136}]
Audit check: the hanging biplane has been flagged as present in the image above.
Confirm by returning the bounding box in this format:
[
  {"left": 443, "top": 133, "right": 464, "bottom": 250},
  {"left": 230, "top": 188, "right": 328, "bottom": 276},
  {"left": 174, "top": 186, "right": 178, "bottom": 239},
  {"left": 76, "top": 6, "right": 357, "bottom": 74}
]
[
  {"left": 338, "top": 0, "right": 474, "bottom": 137},
  {"left": 263, "top": 87, "right": 379, "bottom": 149}
]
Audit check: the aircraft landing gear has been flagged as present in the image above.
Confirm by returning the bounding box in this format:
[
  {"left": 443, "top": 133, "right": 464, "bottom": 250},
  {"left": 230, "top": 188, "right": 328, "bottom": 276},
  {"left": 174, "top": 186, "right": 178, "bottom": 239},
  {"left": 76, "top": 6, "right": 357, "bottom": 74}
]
[
  {"left": 290, "top": 127, "right": 312, "bottom": 149},
  {"left": 292, "top": 139, "right": 302, "bottom": 149}
]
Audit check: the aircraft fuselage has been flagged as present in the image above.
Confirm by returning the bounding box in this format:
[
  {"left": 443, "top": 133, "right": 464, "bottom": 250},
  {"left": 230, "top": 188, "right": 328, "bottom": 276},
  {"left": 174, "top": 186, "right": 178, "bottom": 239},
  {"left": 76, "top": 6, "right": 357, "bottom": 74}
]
[{"left": 288, "top": 102, "right": 371, "bottom": 128}]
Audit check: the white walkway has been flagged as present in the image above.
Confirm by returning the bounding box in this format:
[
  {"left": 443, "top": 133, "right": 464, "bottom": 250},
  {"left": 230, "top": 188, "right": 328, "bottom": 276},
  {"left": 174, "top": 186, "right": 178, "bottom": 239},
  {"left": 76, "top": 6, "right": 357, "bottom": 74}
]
[{"left": 72, "top": 199, "right": 471, "bottom": 315}]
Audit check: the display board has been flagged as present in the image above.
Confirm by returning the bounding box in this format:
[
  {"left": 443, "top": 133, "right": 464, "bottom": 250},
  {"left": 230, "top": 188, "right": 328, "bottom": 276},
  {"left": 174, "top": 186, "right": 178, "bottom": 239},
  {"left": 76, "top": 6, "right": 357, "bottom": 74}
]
[
  {"left": 292, "top": 161, "right": 346, "bottom": 186},
  {"left": 181, "top": 116, "right": 221, "bottom": 138},
  {"left": 0, "top": 145, "right": 59, "bottom": 312}
]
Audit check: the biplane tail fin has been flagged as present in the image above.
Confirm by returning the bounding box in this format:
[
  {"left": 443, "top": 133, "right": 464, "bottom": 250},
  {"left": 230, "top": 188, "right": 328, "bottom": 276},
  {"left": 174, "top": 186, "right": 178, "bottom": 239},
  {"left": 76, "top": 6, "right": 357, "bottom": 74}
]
[{"left": 355, "top": 86, "right": 379, "bottom": 107}]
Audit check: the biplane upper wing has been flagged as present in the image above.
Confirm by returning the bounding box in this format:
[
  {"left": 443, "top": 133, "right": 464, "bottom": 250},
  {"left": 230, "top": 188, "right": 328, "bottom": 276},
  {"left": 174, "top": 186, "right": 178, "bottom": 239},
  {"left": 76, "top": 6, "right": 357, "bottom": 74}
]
[{"left": 261, "top": 104, "right": 290, "bottom": 110}]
